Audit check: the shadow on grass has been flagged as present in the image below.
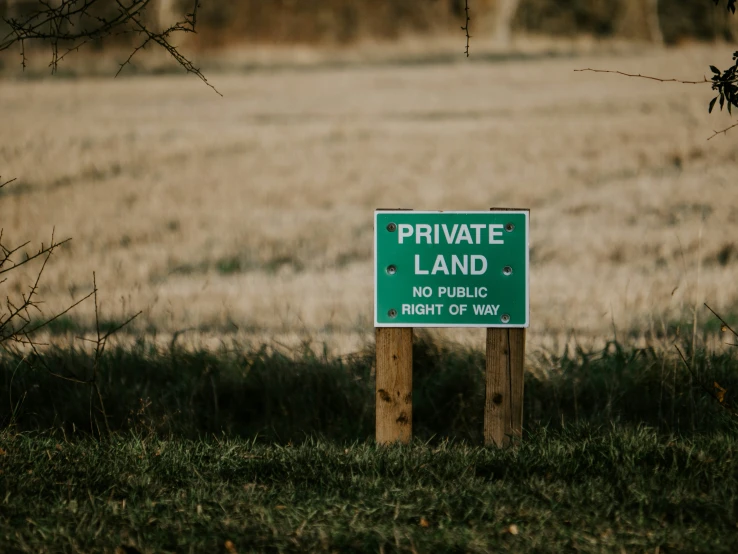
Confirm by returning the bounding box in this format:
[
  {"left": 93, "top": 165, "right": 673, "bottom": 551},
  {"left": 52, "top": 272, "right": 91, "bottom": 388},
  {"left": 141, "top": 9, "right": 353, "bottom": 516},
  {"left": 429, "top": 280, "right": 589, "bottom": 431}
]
[{"left": 2, "top": 336, "right": 737, "bottom": 441}]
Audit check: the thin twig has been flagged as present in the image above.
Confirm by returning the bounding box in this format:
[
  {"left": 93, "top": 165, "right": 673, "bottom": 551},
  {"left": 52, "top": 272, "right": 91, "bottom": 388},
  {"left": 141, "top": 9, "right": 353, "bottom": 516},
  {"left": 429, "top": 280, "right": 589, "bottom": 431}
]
[
  {"left": 100, "top": 311, "right": 142, "bottom": 344},
  {"left": 94, "top": 381, "right": 110, "bottom": 437},
  {"left": 1, "top": 0, "right": 218, "bottom": 94},
  {"left": 93, "top": 272, "right": 101, "bottom": 355},
  {"left": 0, "top": 177, "right": 17, "bottom": 189},
  {"left": 574, "top": 68, "right": 710, "bottom": 84},
  {"left": 704, "top": 302, "right": 738, "bottom": 338},
  {"left": 0, "top": 237, "right": 71, "bottom": 277},
  {"left": 708, "top": 121, "right": 738, "bottom": 140},
  {"left": 25, "top": 336, "right": 86, "bottom": 384},
  {"left": 22, "top": 289, "right": 95, "bottom": 336},
  {"left": 675, "top": 345, "right": 717, "bottom": 401},
  {"left": 90, "top": 272, "right": 112, "bottom": 437},
  {"left": 675, "top": 344, "right": 738, "bottom": 417},
  {"left": 461, "top": 0, "right": 471, "bottom": 57}
]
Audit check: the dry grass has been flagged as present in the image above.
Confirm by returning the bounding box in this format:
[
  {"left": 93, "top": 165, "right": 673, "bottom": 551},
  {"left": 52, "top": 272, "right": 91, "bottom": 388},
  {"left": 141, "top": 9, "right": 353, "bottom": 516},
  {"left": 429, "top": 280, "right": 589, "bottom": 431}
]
[{"left": 2, "top": 41, "right": 738, "bottom": 355}]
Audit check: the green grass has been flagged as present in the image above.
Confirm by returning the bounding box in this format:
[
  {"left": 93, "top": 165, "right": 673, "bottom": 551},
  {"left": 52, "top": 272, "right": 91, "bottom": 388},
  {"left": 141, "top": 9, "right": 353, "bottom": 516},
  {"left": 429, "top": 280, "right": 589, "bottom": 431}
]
[
  {"left": 2, "top": 337, "right": 738, "bottom": 551},
  {"left": 3, "top": 337, "right": 738, "bottom": 440},
  {"left": 1, "top": 427, "right": 737, "bottom": 553}
]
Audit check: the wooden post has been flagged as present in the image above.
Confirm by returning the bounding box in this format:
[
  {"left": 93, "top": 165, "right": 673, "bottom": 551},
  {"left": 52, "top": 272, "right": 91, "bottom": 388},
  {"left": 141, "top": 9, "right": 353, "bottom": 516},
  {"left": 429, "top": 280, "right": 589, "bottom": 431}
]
[
  {"left": 485, "top": 328, "right": 526, "bottom": 447},
  {"left": 375, "top": 327, "right": 413, "bottom": 444}
]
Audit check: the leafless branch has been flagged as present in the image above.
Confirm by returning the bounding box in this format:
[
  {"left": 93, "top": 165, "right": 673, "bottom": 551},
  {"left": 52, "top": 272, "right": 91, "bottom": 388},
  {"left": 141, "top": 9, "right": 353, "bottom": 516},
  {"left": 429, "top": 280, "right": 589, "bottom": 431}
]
[
  {"left": 0, "top": 236, "right": 71, "bottom": 277},
  {"left": 22, "top": 289, "right": 95, "bottom": 336},
  {"left": 704, "top": 302, "right": 738, "bottom": 338},
  {"left": 0, "top": 177, "right": 17, "bottom": 189},
  {"left": 461, "top": 0, "right": 471, "bottom": 57},
  {"left": 1, "top": 0, "right": 219, "bottom": 94},
  {"left": 574, "top": 68, "right": 710, "bottom": 85},
  {"left": 0, "top": 228, "right": 74, "bottom": 345},
  {"left": 576, "top": 67, "right": 738, "bottom": 139},
  {"left": 1, "top": 177, "right": 140, "bottom": 437},
  {"left": 708, "top": 121, "right": 738, "bottom": 140}
]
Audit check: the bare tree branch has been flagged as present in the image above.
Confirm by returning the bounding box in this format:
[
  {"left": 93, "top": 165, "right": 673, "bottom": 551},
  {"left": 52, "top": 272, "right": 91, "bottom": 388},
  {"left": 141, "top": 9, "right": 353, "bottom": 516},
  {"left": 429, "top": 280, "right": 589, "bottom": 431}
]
[
  {"left": 708, "top": 121, "right": 738, "bottom": 140},
  {"left": 576, "top": 62, "right": 738, "bottom": 139},
  {"left": 461, "top": 0, "right": 471, "bottom": 57},
  {"left": 1, "top": 0, "right": 219, "bottom": 93},
  {"left": 574, "top": 68, "right": 711, "bottom": 85}
]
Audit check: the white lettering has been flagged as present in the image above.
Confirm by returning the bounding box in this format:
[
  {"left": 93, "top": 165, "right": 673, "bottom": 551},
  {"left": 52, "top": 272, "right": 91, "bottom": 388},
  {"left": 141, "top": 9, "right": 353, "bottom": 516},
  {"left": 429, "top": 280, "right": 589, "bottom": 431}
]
[
  {"left": 411, "top": 304, "right": 443, "bottom": 315},
  {"left": 451, "top": 254, "right": 468, "bottom": 275},
  {"left": 455, "top": 224, "right": 473, "bottom": 245},
  {"left": 395, "top": 222, "right": 507, "bottom": 245},
  {"left": 489, "top": 224, "right": 504, "bottom": 244},
  {"left": 437, "top": 287, "right": 488, "bottom": 298},
  {"left": 416, "top": 224, "right": 432, "bottom": 244},
  {"left": 441, "top": 224, "right": 459, "bottom": 244},
  {"left": 471, "top": 255, "right": 488, "bottom": 275},
  {"left": 398, "top": 224, "right": 413, "bottom": 244},
  {"left": 415, "top": 254, "right": 429, "bottom": 275},
  {"left": 470, "top": 224, "right": 485, "bottom": 244},
  {"left": 431, "top": 255, "right": 449, "bottom": 275},
  {"left": 472, "top": 304, "right": 501, "bottom": 315}
]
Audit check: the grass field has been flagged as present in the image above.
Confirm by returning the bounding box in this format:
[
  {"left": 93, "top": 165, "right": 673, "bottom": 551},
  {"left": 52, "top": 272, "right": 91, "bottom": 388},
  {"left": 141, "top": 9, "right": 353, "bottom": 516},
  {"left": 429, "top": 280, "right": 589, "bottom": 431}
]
[
  {"left": 2, "top": 42, "right": 738, "bottom": 355},
  {"left": 2, "top": 426, "right": 738, "bottom": 553},
  {"left": 2, "top": 338, "right": 738, "bottom": 552},
  {"left": 2, "top": 336, "right": 738, "bottom": 439}
]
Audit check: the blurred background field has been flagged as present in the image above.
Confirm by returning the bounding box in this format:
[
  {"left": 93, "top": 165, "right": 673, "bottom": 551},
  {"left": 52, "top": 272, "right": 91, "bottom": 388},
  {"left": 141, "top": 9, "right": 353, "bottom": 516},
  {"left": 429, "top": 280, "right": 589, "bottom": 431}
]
[{"left": 1, "top": 0, "right": 738, "bottom": 359}]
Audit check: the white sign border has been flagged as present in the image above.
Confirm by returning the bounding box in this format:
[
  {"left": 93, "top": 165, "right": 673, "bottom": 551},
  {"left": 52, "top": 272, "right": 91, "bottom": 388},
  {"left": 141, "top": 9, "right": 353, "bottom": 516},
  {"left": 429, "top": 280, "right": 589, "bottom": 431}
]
[{"left": 374, "top": 210, "right": 530, "bottom": 328}]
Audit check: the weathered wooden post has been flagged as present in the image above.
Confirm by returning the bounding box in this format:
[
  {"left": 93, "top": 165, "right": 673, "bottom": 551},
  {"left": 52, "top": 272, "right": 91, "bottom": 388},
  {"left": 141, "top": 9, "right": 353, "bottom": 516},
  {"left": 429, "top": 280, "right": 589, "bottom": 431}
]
[
  {"left": 375, "top": 327, "right": 413, "bottom": 444},
  {"left": 484, "top": 328, "right": 526, "bottom": 446},
  {"left": 374, "top": 209, "right": 529, "bottom": 446},
  {"left": 483, "top": 207, "right": 528, "bottom": 447}
]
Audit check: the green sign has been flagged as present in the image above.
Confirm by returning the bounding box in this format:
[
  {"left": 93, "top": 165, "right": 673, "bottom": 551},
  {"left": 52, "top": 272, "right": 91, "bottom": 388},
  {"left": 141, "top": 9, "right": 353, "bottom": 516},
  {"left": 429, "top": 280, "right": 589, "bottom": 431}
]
[{"left": 375, "top": 210, "right": 529, "bottom": 328}]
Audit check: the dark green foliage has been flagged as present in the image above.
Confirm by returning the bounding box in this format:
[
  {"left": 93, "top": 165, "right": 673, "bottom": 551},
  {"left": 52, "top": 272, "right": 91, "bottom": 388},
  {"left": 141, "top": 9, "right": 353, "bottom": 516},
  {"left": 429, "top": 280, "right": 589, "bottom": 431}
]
[
  {"left": 708, "top": 51, "right": 738, "bottom": 116},
  {"left": 708, "top": 0, "right": 738, "bottom": 117},
  {"left": 1, "top": 428, "right": 738, "bottom": 552},
  {"left": 3, "top": 338, "right": 738, "bottom": 441}
]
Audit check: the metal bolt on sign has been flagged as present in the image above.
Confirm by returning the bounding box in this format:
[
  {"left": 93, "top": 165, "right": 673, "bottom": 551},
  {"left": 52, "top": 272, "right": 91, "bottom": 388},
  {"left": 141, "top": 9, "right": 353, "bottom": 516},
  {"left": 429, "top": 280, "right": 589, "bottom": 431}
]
[{"left": 374, "top": 209, "right": 529, "bottom": 448}]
